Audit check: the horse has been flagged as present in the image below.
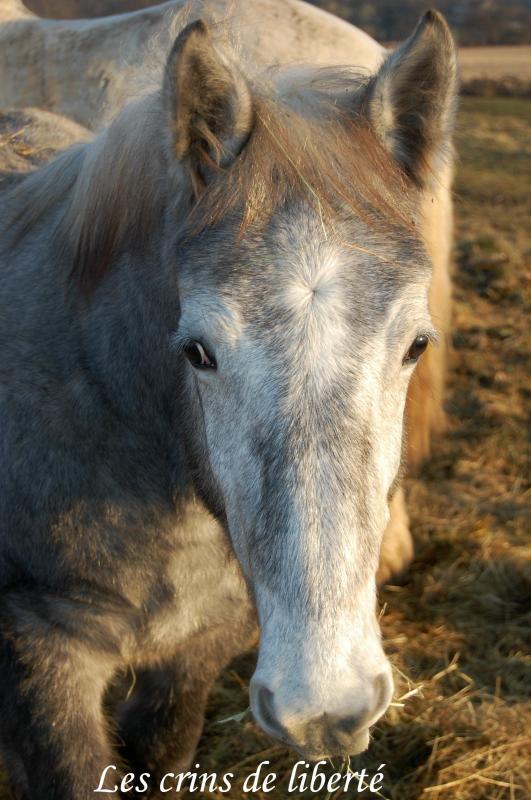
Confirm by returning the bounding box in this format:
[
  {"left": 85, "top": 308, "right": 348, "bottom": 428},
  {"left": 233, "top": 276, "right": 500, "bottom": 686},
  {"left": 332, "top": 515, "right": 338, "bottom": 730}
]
[
  {"left": 0, "top": 7, "right": 458, "bottom": 798},
  {"left": 0, "top": 0, "right": 384, "bottom": 129}
]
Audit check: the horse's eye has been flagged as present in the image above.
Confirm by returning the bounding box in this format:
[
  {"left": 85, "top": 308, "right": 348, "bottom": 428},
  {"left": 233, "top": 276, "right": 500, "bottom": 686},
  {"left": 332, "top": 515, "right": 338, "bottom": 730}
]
[
  {"left": 183, "top": 340, "right": 216, "bottom": 370},
  {"left": 403, "top": 334, "right": 429, "bottom": 365}
]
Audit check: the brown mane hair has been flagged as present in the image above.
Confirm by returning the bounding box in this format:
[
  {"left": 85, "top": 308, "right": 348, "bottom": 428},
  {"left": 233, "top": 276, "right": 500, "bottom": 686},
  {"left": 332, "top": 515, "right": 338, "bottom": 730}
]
[
  {"left": 6, "top": 66, "right": 419, "bottom": 293},
  {"left": 187, "top": 86, "right": 418, "bottom": 240}
]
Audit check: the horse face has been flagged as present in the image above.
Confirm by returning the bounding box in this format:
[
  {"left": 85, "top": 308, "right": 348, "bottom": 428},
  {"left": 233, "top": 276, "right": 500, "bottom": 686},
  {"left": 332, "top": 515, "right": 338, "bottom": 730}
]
[
  {"left": 174, "top": 205, "right": 433, "bottom": 757},
  {"left": 165, "top": 12, "right": 456, "bottom": 757}
]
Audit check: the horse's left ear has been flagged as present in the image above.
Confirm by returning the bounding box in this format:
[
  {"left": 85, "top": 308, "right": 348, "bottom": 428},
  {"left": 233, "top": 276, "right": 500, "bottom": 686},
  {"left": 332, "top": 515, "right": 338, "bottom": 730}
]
[
  {"left": 366, "top": 9, "right": 458, "bottom": 185},
  {"left": 164, "top": 19, "right": 253, "bottom": 190}
]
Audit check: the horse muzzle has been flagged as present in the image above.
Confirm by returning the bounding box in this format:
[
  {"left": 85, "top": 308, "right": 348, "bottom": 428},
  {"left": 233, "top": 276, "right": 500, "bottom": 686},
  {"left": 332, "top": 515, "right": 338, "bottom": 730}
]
[{"left": 249, "top": 667, "right": 393, "bottom": 758}]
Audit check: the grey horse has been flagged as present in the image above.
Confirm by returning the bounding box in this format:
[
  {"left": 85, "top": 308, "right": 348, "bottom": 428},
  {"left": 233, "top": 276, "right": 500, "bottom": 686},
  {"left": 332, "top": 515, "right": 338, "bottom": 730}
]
[{"left": 0, "top": 8, "right": 457, "bottom": 799}]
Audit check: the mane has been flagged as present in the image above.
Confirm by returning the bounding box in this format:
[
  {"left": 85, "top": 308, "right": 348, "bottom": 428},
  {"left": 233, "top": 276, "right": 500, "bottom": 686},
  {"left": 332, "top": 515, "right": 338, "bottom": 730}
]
[
  {"left": 5, "top": 94, "right": 166, "bottom": 289},
  {"left": 188, "top": 70, "right": 418, "bottom": 238},
  {"left": 6, "top": 64, "right": 419, "bottom": 292}
]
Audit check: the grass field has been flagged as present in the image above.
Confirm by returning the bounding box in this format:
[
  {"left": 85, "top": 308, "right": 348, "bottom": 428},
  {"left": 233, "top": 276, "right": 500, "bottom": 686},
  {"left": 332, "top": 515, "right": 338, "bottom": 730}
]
[
  {"left": 0, "top": 97, "right": 529, "bottom": 799},
  {"left": 459, "top": 46, "right": 531, "bottom": 83}
]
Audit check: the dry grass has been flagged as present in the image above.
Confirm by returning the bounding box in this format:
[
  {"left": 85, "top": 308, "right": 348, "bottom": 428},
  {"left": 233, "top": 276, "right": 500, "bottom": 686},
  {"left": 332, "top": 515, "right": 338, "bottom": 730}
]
[
  {"left": 458, "top": 47, "right": 531, "bottom": 97},
  {"left": 0, "top": 97, "right": 529, "bottom": 798}
]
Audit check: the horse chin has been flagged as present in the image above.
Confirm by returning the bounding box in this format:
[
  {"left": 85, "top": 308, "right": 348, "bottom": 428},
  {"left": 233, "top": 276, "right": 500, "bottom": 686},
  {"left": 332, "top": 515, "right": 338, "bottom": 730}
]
[{"left": 291, "top": 728, "right": 371, "bottom": 761}]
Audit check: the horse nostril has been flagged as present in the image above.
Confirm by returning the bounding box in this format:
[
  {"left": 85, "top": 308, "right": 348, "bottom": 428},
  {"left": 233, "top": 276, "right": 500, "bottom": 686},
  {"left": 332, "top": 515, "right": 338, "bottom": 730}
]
[
  {"left": 335, "top": 714, "right": 361, "bottom": 734},
  {"left": 255, "top": 685, "right": 276, "bottom": 728},
  {"left": 331, "top": 671, "right": 393, "bottom": 741},
  {"left": 373, "top": 670, "right": 394, "bottom": 718},
  {"left": 251, "top": 683, "right": 288, "bottom": 742}
]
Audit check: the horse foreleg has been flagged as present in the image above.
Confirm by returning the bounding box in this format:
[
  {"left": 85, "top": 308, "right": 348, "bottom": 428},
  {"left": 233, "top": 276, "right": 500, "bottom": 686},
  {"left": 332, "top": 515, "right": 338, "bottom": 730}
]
[
  {"left": 117, "top": 618, "right": 255, "bottom": 793},
  {"left": 0, "top": 591, "right": 121, "bottom": 800}
]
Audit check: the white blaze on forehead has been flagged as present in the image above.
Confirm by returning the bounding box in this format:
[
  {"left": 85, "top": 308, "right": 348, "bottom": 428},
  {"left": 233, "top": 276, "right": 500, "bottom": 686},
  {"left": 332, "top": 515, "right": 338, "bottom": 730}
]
[
  {"left": 281, "top": 245, "right": 346, "bottom": 313},
  {"left": 279, "top": 246, "right": 350, "bottom": 390}
]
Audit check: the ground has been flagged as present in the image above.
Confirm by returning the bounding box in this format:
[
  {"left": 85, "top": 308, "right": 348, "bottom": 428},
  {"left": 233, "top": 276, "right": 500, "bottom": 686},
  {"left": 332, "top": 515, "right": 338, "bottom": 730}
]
[{"left": 0, "top": 98, "right": 529, "bottom": 799}]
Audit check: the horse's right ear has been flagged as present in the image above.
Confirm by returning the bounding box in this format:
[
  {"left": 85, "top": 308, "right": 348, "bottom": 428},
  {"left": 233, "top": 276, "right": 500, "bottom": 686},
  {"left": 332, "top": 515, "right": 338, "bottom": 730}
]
[
  {"left": 164, "top": 20, "right": 254, "bottom": 191},
  {"left": 366, "top": 10, "right": 458, "bottom": 186}
]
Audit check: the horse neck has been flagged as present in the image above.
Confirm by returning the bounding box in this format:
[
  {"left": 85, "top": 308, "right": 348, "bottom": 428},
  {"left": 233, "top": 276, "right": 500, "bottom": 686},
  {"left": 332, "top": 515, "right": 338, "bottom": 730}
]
[{"left": 34, "top": 128, "right": 181, "bottom": 435}]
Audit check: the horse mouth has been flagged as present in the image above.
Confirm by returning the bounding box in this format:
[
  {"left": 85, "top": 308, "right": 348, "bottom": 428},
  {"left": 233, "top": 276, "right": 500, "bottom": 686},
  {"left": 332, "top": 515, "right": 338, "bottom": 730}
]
[{"left": 293, "top": 727, "right": 371, "bottom": 760}]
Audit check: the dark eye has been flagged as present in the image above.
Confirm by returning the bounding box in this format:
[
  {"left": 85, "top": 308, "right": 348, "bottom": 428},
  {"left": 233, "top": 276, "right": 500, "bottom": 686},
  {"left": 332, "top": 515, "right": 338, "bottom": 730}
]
[
  {"left": 183, "top": 340, "right": 216, "bottom": 370},
  {"left": 403, "top": 334, "right": 429, "bottom": 365}
]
